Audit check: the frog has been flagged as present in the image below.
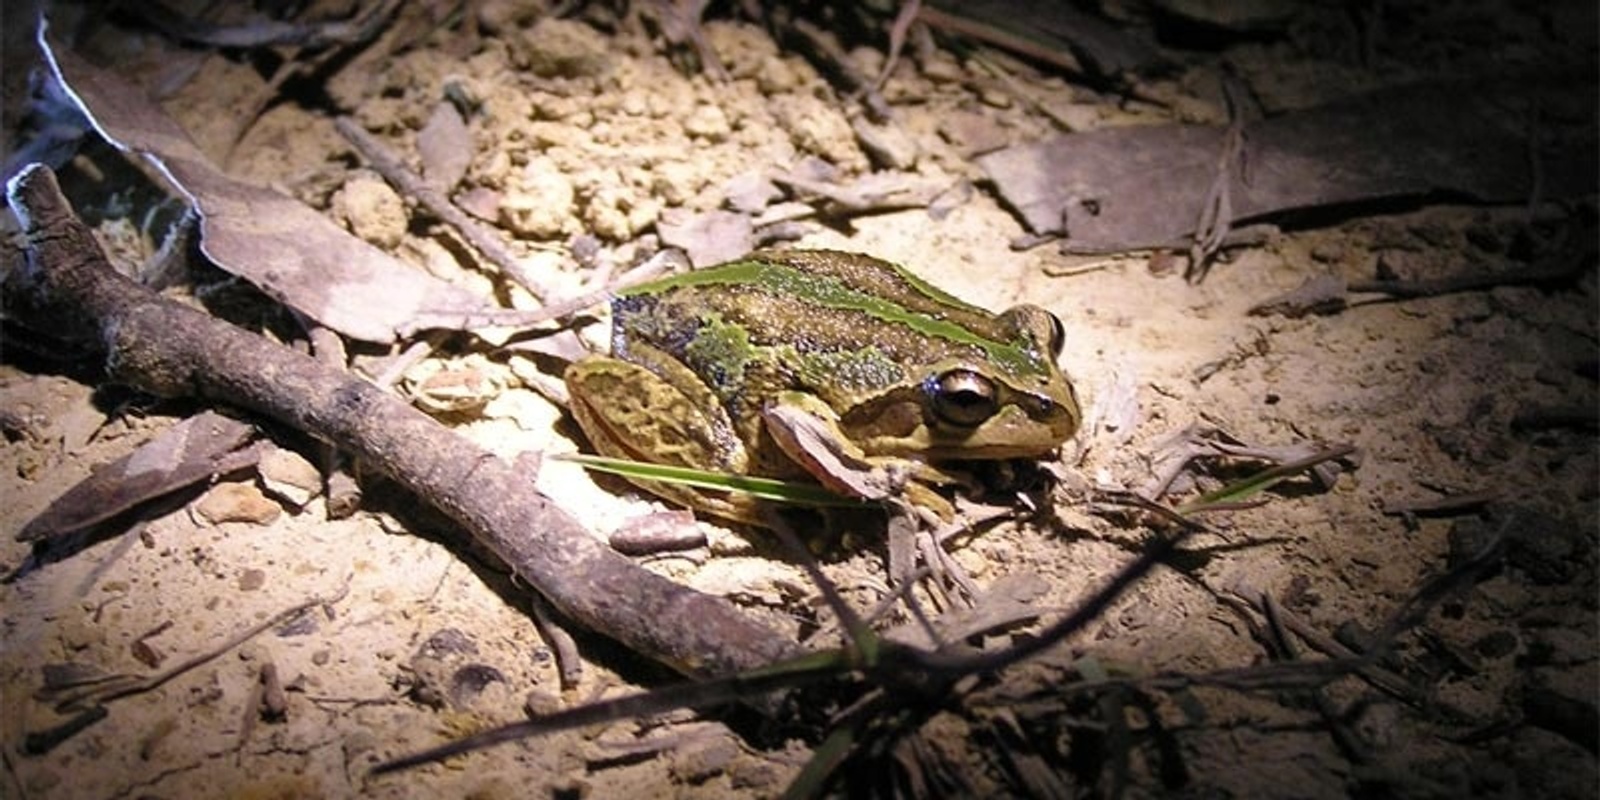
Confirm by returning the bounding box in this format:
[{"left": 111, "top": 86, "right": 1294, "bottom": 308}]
[{"left": 563, "top": 249, "right": 1081, "bottom": 526}]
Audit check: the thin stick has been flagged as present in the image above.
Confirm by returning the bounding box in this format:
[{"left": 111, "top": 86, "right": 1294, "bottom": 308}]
[
  {"left": 334, "top": 116, "right": 553, "bottom": 300},
  {"left": 41, "top": 585, "right": 348, "bottom": 712},
  {"left": 1348, "top": 253, "right": 1590, "bottom": 299}
]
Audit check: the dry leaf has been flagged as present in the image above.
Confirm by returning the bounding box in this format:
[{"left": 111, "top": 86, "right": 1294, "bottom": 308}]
[{"left": 40, "top": 31, "right": 498, "bottom": 342}]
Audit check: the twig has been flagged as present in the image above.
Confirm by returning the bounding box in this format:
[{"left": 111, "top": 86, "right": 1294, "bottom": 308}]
[
  {"left": 1223, "top": 581, "right": 1479, "bottom": 725},
  {"left": 334, "top": 116, "right": 553, "bottom": 300},
  {"left": 1186, "top": 79, "right": 1249, "bottom": 281},
  {"left": 965, "top": 50, "right": 1081, "bottom": 130},
  {"left": 1380, "top": 489, "right": 1497, "bottom": 516},
  {"left": 786, "top": 18, "right": 892, "bottom": 121},
  {"left": 1254, "top": 241, "right": 1593, "bottom": 318},
  {"left": 915, "top": 5, "right": 1083, "bottom": 74},
  {"left": 371, "top": 491, "right": 1199, "bottom": 773},
  {"left": 38, "top": 584, "right": 347, "bottom": 714},
  {"left": 6, "top": 164, "right": 797, "bottom": 683},
  {"left": 648, "top": 0, "right": 728, "bottom": 82},
  {"left": 367, "top": 336, "right": 440, "bottom": 390},
  {"left": 916, "top": 507, "right": 1205, "bottom": 677},
  {"left": 1347, "top": 257, "right": 1589, "bottom": 299},
  {"left": 524, "top": 591, "right": 584, "bottom": 690},
  {"left": 1262, "top": 593, "right": 1373, "bottom": 764},
  {"left": 1142, "top": 424, "right": 1355, "bottom": 504},
  {"left": 1226, "top": 584, "right": 1394, "bottom": 677},
  {"left": 869, "top": 0, "right": 921, "bottom": 96},
  {"left": 222, "top": 46, "right": 306, "bottom": 167},
  {"left": 494, "top": 248, "right": 677, "bottom": 337},
  {"left": 303, "top": 321, "right": 364, "bottom": 517},
  {"left": 136, "top": 0, "right": 403, "bottom": 49}
]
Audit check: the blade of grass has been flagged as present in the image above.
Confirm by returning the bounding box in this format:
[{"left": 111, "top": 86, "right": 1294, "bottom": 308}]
[
  {"left": 555, "top": 453, "right": 870, "bottom": 508},
  {"left": 781, "top": 711, "right": 870, "bottom": 800},
  {"left": 1175, "top": 444, "right": 1355, "bottom": 515}
]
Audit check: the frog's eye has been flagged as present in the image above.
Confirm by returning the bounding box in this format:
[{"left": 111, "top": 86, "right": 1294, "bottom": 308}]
[
  {"left": 929, "top": 369, "right": 1000, "bottom": 428},
  {"left": 1045, "top": 312, "right": 1066, "bottom": 358}
]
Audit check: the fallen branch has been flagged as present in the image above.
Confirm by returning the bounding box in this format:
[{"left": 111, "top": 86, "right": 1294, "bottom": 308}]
[{"left": 5, "top": 163, "right": 797, "bottom": 682}]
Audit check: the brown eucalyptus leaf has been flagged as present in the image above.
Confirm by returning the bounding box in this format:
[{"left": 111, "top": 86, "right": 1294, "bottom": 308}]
[
  {"left": 18, "top": 411, "right": 260, "bottom": 542},
  {"left": 40, "top": 32, "right": 497, "bottom": 342},
  {"left": 417, "top": 101, "right": 471, "bottom": 192},
  {"left": 922, "top": 0, "right": 1164, "bottom": 78},
  {"left": 979, "top": 80, "right": 1598, "bottom": 254},
  {"left": 656, "top": 208, "right": 755, "bottom": 267}
]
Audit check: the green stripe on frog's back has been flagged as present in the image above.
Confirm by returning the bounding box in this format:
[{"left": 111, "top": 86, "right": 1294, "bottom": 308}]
[{"left": 619, "top": 252, "right": 1050, "bottom": 378}]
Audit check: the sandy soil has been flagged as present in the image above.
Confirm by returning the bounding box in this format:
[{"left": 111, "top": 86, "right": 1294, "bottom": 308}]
[{"left": 3, "top": 2, "right": 1596, "bottom": 798}]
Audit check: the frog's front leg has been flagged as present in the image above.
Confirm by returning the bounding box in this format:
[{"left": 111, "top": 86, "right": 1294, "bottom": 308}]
[
  {"left": 762, "top": 392, "right": 956, "bottom": 519},
  {"left": 564, "top": 356, "right": 760, "bottom": 523}
]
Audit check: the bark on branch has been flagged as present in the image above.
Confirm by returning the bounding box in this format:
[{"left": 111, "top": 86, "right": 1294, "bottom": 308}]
[{"left": 5, "top": 163, "right": 796, "bottom": 679}]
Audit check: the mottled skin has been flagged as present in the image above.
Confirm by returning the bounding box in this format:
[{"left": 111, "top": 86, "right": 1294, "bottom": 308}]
[{"left": 565, "top": 249, "right": 1080, "bottom": 524}]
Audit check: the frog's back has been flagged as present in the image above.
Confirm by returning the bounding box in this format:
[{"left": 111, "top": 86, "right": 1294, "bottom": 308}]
[{"left": 613, "top": 250, "right": 1054, "bottom": 400}]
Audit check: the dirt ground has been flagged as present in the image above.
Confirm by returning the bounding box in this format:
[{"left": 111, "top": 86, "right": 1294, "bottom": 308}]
[{"left": 2, "top": 2, "right": 1596, "bottom": 798}]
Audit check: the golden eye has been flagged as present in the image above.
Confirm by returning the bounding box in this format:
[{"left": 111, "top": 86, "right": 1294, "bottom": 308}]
[
  {"left": 1045, "top": 311, "right": 1066, "bottom": 358},
  {"left": 928, "top": 369, "right": 1000, "bottom": 428}
]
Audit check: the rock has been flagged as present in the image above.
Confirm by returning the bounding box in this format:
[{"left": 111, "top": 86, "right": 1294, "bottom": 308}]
[
  {"left": 417, "top": 102, "right": 472, "bottom": 191},
  {"left": 328, "top": 172, "right": 407, "bottom": 249},
  {"left": 514, "top": 18, "right": 613, "bottom": 78},
  {"left": 194, "top": 481, "right": 281, "bottom": 525},
  {"left": 501, "top": 157, "right": 575, "bottom": 238},
  {"left": 670, "top": 736, "right": 739, "bottom": 784},
  {"left": 852, "top": 116, "right": 918, "bottom": 169},
  {"left": 258, "top": 446, "right": 321, "bottom": 509}
]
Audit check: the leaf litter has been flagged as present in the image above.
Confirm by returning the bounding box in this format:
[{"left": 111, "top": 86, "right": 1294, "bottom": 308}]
[{"left": 1, "top": 2, "right": 1595, "bottom": 798}]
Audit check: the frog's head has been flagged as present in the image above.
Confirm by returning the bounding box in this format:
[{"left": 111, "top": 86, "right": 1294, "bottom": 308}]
[{"left": 842, "top": 304, "right": 1081, "bottom": 460}]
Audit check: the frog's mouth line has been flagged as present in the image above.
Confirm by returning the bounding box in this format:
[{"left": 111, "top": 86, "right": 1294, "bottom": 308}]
[
  {"left": 863, "top": 427, "right": 1072, "bottom": 462},
  {"left": 836, "top": 389, "right": 1076, "bottom": 460},
  {"left": 920, "top": 441, "right": 1065, "bottom": 461}
]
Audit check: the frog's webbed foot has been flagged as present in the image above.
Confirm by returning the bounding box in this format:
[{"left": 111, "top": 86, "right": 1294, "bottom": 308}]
[
  {"left": 761, "top": 399, "right": 955, "bottom": 517},
  {"left": 762, "top": 398, "right": 992, "bottom": 609},
  {"left": 882, "top": 499, "right": 982, "bottom": 615}
]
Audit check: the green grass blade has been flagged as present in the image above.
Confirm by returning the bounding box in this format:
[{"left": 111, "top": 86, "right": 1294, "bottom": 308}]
[
  {"left": 556, "top": 453, "right": 870, "bottom": 508},
  {"left": 1176, "top": 444, "right": 1355, "bottom": 515}
]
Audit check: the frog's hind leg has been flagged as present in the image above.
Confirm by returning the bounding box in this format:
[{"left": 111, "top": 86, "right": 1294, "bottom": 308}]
[{"left": 564, "top": 354, "right": 758, "bottom": 522}]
